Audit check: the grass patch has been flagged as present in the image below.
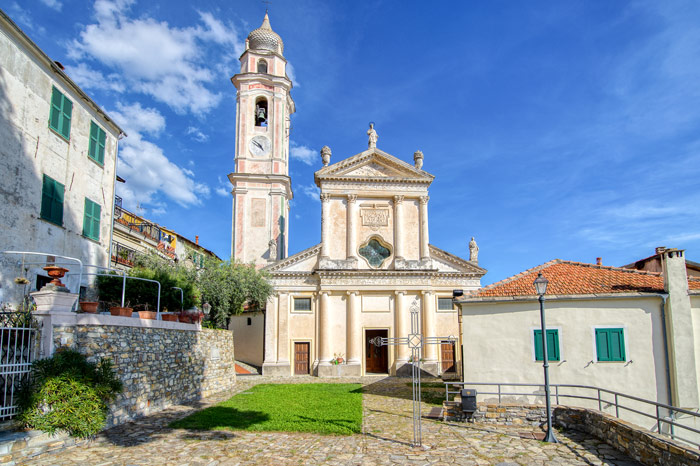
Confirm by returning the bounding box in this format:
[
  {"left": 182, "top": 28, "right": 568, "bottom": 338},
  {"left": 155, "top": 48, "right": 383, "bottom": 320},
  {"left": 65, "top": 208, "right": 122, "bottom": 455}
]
[{"left": 171, "top": 383, "right": 362, "bottom": 435}]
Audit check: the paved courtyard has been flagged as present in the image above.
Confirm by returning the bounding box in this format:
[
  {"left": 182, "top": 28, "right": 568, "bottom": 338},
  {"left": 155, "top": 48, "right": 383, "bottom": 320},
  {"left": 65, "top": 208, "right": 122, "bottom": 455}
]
[{"left": 22, "top": 376, "right": 641, "bottom": 466}]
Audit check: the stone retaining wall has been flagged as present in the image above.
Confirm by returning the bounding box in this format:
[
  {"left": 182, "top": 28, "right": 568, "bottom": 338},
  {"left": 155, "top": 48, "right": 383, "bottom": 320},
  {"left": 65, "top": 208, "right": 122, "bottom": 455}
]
[
  {"left": 443, "top": 400, "right": 699, "bottom": 466},
  {"left": 53, "top": 324, "right": 235, "bottom": 427}
]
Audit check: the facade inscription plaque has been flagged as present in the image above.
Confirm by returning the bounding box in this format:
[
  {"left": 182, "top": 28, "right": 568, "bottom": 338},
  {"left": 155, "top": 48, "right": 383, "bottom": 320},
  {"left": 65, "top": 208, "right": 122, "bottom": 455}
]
[{"left": 360, "top": 206, "right": 389, "bottom": 231}]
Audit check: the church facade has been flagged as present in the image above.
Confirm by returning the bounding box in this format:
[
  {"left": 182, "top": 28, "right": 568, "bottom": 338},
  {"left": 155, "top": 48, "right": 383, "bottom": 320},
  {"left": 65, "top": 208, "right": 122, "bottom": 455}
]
[{"left": 229, "top": 14, "right": 485, "bottom": 377}]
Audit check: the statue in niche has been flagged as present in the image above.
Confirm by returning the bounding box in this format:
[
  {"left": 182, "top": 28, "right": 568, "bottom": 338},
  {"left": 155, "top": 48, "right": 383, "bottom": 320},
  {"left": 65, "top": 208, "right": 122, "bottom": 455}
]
[
  {"left": 320, "top": 146, "right": 331, "bottom": 166},
  {"left": 269, "top": 238, "right": 277, "bottom": 260},
  {"left": 367, "top": 122, "right": 378, "bottom": 149},
  {"left": 469, "top": 236, "right": 479, "bottom": 263}
]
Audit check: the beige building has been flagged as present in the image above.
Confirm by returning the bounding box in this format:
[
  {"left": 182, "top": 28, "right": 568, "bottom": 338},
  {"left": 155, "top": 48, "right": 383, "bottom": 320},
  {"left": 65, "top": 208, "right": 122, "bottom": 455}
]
[
  {"left": 229, "top": 14, "right": 485, "bottom": 377},
  {"left": 0, "top": 9, "right": 124, "bottom": 304},
  {"left": 454, "top": 248, "right": 700, "bottom": 433}
]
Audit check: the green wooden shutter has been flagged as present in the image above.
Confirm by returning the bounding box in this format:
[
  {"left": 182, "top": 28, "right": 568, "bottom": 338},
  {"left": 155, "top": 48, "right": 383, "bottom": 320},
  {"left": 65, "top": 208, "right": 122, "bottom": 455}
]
[
  {"left": 49, "top": 88, "right": 62, "bottom": 132},
  {"left": 534, "top": 329, "right": 559, "bottom": 361},
  {"left": 97, "top": 125, "right": 106, "bottom": 164},
  {"left": 61, "top": 98, "right": 72, "bottom": 139},
  {"left": 83, "top": 198, "right": 101, "bottom": 241},
  {"left": 40, "top": 175, "right": 64, "bottom": 225},
  {"left": 596, "top": 328, "right": 625, "bottom": 362},
  {"left": 89, "top": 122, "right": 106, "bottom": 165}
]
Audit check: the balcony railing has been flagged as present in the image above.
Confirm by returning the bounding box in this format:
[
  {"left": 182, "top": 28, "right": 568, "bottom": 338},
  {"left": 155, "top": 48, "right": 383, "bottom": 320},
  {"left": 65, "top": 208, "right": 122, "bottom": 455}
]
[{"left": 111, "top": 241, "right": 137, "bottom": 267}]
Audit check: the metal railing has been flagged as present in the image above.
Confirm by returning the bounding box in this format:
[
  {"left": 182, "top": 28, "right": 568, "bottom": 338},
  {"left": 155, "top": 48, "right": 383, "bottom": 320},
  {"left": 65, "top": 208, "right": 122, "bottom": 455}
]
[
  {"left": 111, "top": 241, "right": 138, "bottom": 267},
  {"left": 0, "top": 311, "right": 37, "bottom": 420},
  {"left": 445, "top": 381, "right": 700, "bottom": 448}
]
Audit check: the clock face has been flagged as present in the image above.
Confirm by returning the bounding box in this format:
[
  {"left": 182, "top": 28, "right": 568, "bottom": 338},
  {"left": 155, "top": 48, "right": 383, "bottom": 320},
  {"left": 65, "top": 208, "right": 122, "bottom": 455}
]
[{"left": 249, "top": 135, "right": 271, "bottom": 157}]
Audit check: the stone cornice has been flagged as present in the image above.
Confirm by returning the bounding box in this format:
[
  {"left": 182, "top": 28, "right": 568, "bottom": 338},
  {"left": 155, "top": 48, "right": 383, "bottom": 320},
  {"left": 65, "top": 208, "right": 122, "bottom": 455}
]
[
  {"left": 430, "top": 244, "right": 487, "bottom": 275},
  {"left": 228, "top": 172, "right": 293, "bottom": 199},
  {"left": 314, "top": 149, "right": 434, "bottom": 186},
  {"left": 265, "top": 244, "right": 321, "bottom": 272}
]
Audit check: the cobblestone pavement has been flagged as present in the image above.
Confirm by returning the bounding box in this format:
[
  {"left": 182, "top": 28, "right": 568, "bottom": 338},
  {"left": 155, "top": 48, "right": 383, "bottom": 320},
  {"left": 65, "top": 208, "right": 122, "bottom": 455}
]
[{"left": 22, "top": 376, "right": 641, "bottom": 465}]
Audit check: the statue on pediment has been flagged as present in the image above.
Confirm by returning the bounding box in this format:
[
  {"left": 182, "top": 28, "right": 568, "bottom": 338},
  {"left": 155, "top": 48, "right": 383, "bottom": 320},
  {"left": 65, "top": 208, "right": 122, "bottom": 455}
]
[
  {"left": 367, "top": 122, "right": 378, "bottom": 149},
  {"left": 469, "top": 236, "right": 479, "bottom": 263}
]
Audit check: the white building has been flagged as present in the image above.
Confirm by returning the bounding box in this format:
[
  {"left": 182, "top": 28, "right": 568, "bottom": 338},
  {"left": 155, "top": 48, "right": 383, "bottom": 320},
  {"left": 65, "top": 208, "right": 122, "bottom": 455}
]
[
  {"left": 0, "top": 9, "right": 124, "bottom": 304},
  {"left": 454, "top": 248, "right": 700, "bottom": 431},
  {"left": 229, "top": 14, "right": 485, "bottom": 377}
]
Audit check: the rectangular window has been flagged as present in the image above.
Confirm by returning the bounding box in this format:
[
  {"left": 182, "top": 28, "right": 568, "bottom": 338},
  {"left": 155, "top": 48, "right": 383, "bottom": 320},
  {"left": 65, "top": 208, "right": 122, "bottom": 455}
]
[
  {"left": 595, "top": 328, "right": 625, "bottom": 362},
  {"left": 88, "top": 121, "right": 106, "bottom": 165},
  {"left": 293, "top": 297, "right": 312, "bottom": 312},
  {"left": 437, "top": 297, "right": 453, "bottom": 311},
  {"left": 49, "top": 86, "right": 72, "bottom": 140},
  {"left": 82, "top": 198, "right": 101, "bottom": 241},
  {"left": 534, "top": 329, "right": 560, "bottom": 361},
  {"left": 40, "top": 174, "right": 64, "bottom": 226}
]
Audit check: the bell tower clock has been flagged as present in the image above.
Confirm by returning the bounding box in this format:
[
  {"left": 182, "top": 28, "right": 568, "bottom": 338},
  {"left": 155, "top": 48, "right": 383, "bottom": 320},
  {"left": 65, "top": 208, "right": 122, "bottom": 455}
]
[{"left": 229, "top": 12, "right": 295, "bottom": 266}]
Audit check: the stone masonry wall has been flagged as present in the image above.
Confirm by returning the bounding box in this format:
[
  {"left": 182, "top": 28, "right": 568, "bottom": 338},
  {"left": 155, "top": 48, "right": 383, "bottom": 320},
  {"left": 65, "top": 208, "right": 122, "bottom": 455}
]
[{"left": 53, "top": 325, "right": 235, "bottom": 427}]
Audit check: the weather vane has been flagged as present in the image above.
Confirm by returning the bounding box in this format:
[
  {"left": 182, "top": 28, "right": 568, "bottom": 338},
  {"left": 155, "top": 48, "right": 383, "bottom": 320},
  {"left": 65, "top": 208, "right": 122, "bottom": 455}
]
[{"left": 262, "top": 0, "right": 272, "bottom": 10}]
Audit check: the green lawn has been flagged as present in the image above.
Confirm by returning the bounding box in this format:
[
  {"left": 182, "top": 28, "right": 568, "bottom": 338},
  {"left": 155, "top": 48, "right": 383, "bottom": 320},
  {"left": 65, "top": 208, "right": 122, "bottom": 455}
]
[{"left": 170, "top": 383, "right": 362, "bottom": 435}]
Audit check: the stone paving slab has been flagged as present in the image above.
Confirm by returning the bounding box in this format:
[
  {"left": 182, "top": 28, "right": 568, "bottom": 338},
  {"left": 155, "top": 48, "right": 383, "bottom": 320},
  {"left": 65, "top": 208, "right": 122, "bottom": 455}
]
[{"left": 19, "top": 376, "right": 642, "bottom": 465}]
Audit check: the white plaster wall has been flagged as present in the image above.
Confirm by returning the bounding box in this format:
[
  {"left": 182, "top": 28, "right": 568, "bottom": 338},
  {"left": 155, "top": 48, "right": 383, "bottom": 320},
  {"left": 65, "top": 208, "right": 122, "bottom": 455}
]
[
  {"left": 460, "top": 298, "right": 668, "bottom": 403},
  {"left": 230, "top": 312, "right": 264, "bottom": 367},
  {"left": 691, "top": 296, "right": 700, "bottom": 404},
  {"left": 0, "top": 25, "right": 118, "bottom": 304}
]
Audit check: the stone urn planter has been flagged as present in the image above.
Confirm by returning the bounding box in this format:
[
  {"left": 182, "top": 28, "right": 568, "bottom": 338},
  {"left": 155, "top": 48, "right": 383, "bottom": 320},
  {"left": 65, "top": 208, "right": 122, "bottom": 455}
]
[
  {"left": 79, "top": 301, "right": 99, "bottom": 313},
  {"left": 161, "top": 313, "right": 178, "bottom": 322},
  {"left": 43, "top": 265, "right": 70, "bottom": 287},
  {"left": 109, "top": 306, "right": 133, "bottom": 317},
  {"left": 139, "top": 311, "right": 157, "bottom": 320}
]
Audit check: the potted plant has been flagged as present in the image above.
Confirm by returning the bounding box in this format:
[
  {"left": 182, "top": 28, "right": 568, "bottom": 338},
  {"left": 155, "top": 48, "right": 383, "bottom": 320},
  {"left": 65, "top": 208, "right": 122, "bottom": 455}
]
[
  {"left": 79, "top": 301, "right": 99, "bottom": 313},
  {"left": 138, "top": 303, "right": 156, "bottom": 320},
  {"left": 160, "top": 307, "right": 178, "bottom": 322},
  {"left": 109, "top": 301, "right": 133, "bottom": 317}
]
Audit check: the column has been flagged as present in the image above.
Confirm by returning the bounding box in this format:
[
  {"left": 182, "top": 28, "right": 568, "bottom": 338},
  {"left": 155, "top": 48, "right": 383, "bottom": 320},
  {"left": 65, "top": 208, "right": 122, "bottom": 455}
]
[
  {"left": 419, "top": 196, "right": 430, "bottom": 260},
  {"left": 422, "top": 291, "right": 437, "bottom": 362},
  {"left": 393, "top": 196, "right": 404, "bottom": 259},
  {"left": 320, "top": 194, "right": 331, "bottom": 258},
  {"left": 347, "top": 195, "right": 358, "bottom": 260},
  {"left": 346, "top": 291, "right": 360, "bottom": 364},
  {"left": 395, "top": 291, "right": 409, "bottom": 362},
  {"left": 263, "top": 296, "right": 278, "bottom": 366},
  {"left": 319, "top": 291, "right": 331, "bottom": 363}
]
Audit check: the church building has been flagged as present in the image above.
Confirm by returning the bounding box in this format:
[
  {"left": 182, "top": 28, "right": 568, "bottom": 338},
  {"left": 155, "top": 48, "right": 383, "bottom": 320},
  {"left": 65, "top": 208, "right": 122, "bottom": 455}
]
[{"left": 229, "top": 14, "right": 485, "bottom": 377}]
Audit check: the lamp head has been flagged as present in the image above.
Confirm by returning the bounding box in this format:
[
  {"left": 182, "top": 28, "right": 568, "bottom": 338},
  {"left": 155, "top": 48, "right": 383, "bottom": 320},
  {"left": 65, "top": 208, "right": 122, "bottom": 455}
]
[{"left": 533, "top": 272, "right": 549, "bottom": 296}]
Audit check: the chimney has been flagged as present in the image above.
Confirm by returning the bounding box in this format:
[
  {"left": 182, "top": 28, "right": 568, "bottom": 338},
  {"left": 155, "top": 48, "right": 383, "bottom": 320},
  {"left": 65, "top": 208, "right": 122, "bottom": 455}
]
[
  {"left": 596, "top": 257, "right": 602, "bottom": 266},
  {"left": 195, "top": 235, "right": 199, "bottom": 245},
  {"left": 656, "top": 246, "right": 667, "bottom": 255},
  {"left": 660, "top": 248, "right": 699, "bottom": 408}
]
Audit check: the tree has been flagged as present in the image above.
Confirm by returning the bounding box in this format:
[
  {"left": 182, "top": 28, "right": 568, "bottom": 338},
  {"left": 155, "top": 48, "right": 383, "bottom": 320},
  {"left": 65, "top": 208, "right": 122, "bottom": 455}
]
[{"left": 197, "top": 259, "right": 273, "bottom": 328}]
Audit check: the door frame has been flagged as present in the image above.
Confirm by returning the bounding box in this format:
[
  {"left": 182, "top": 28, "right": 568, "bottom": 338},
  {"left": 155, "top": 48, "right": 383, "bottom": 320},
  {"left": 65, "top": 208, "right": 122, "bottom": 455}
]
[
  {"left": 362, "top": 327, "right": 390, "bottom": 376},
  {"left": 290, "top": 338, "right": 314, "bottom": 376},
  {"left": 440, "top": 340, "right": 456, "bottom": 374}
]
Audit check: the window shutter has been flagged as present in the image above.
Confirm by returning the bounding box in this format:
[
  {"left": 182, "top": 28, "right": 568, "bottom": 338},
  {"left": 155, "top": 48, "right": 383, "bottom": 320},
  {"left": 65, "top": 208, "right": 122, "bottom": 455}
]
[
  {"left": 89, "top": 122, "right": 98, "bottom": 161},
  {"left": 610, "top": 329, "right": 625, "bottom": 361},
  {"left": 534, "top": 329, "right": 559, "bottom": 361},
  {"left": 534, "top": 330, "right": 544, "bottom": 361},
  {"left": 49, "top": 89, "right": 62, "bottom": 132},
  {"left": 595, "top": 328, "right": 625, "bottom": 362},
  {"left": 41, "top": 175, "right": 64, "bottom": 225},
  {"left": 61, "top": 98, "right": 72, "bottom": 139},
  {"left": 97, "top": 126, "right": 106, "bottom": 164},
  {"left": 52, "top": 181, "right": 64, "bottom": 225},
  {"left": 41, "top": 175, "right": 52, "bottom": 220},
  {"left": 83, "top": 198, "right": 101, "bottom": 241}
]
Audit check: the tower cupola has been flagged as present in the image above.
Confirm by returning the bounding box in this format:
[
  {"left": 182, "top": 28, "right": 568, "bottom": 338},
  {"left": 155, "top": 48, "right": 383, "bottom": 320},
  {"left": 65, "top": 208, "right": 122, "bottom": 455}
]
[{"left": 247, "top": 13, "right": 284, "bottom": 54}]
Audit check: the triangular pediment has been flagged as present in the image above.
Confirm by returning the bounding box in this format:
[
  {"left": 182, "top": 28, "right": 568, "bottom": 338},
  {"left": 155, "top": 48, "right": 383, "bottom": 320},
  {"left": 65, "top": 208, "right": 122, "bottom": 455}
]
[
  {"left": 430, "top": 245, "right": 487, "bottom": 275},
  {"left": 264, "top": 244, "right": 320, "bottom": 273},
  {"left": 315, "top": 148, "right": 434, "bottom": 184}
]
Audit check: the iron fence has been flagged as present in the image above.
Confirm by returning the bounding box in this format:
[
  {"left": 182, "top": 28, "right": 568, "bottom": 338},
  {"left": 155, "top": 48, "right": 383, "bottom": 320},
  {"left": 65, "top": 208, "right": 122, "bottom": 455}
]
[
  {"left": 0, "top": 311, "right": 37, "bottom": 420},
  {"left": 445, "top": 381, "right": 700, "bottom": 449}
]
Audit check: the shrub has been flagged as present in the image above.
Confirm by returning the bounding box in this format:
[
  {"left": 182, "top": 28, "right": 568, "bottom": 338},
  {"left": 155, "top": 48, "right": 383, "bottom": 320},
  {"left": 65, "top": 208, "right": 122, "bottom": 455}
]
[{"left": 17, "top": 349, "right": 123, "bottom": 438}]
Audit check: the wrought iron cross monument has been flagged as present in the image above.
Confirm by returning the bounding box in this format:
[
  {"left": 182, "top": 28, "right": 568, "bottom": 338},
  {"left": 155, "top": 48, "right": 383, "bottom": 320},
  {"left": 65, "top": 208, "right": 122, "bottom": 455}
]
[{"left": 370, "top": 298, "right": 456, "bottom": 447}]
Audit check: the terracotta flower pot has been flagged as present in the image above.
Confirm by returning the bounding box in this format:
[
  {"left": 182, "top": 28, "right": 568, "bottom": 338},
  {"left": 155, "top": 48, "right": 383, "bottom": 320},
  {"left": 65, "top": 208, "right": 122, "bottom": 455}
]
[
  {"left": 139, "top": 311, "right": 157, "bottom": 320},
  {"left": 79, "top": 301, "right": 99, "bottom": 313},
  {"left": 161, "top": 313, "right": 178, "bottom": 322},
  {"left": 109, "top": 306, "right": 133, "bottom": 317},
  {"left": 178, "top": 314, "right": 192, "bottom": 323},
  {"left": 43, "top": 265, "right": 69, "bottom": 287}
]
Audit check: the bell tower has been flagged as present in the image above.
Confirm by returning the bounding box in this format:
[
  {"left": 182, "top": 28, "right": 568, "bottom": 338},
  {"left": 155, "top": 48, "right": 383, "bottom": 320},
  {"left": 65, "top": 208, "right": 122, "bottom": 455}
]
[{"left": 229, "top": 13, "right": 295, "bottom": 266}]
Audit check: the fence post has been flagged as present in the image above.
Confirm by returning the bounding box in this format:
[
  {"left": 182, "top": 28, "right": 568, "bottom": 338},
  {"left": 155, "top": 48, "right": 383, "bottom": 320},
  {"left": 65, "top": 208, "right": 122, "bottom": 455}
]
[
  {"left": 656, "top": 405, "right": 661, "bottom": 434},
  {"left": 615, "top": 393, "right": 619, "bottom": 418},
  {"left": 597, "top": 389, "right": 602, "bottom": 411},
  {"left": 555, "top": 385, "right": 559, "bottom": 405},
  {"left": 498, "top": 384, "right": 501, "bottom": 404}
]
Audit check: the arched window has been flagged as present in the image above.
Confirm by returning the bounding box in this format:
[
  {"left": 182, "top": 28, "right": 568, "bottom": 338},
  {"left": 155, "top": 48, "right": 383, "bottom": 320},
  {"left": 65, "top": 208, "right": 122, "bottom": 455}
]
[
  {"left": 255, "top": 97, "right": 268, "bottom": 127},
  {"left": 257, "top": 59, "right": 268, "bottom": 74}
]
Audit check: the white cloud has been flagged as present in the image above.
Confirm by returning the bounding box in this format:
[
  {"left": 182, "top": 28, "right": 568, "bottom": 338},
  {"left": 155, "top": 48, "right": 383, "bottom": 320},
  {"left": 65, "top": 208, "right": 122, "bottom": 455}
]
[
  {"left": 64, "top": 63, "right": 125, "bottom": 93},
  {"left": 109, "top": 103, "right": 210, "bottom": 210},
  {"left": 298, "top": 184, "right": 320, "bottom": 202},
  {"left": 286, "top": 62, "right": 300, "bottom": 87},
  {"left": 215, "top": 176, "right": 230, "bottom": 197},
  {"left": 290, "top": 142, "right": 316, "bottom": 165},
  {"left": 39, "top": 0, "right": 62, "bottom": 11},
  {"left": 186, "top": 126, "right": 209, "bottom": 142},
  {"left": 69, "top": 0, "right": 244, "bottom": 115}
]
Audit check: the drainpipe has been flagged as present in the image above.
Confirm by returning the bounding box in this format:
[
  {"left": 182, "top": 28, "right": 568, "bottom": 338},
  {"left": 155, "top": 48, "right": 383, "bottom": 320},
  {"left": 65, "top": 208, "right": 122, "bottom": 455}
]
[{"left": 659, "top": 293, "right": 674, "bottom": 408}]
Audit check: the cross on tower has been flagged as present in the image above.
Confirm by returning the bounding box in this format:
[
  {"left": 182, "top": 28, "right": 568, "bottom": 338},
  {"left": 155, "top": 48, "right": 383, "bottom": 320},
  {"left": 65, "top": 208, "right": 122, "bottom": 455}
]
[{"left": 370, "top": 298, "right": 456, "bottom": 447}]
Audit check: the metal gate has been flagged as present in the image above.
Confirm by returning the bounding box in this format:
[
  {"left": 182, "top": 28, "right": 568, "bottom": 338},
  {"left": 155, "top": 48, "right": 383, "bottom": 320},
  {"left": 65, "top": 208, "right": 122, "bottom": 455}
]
[{"left": 0, "top": 309, "right": 37, "bottom": 420}]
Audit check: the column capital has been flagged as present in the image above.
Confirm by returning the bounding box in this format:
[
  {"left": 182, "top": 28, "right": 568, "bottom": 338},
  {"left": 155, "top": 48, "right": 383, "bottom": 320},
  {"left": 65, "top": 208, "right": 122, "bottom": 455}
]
[
  {"left": 320, "top": 291, "right": 330, "bottom": 297},
  {"left": 320, "top": 193, "right": 331, "bottom": 203},
  {"left": 393, "top": 195, "right": 404, "bottom": 205},
  {"left": 394, "top": 290, "right": 406, "bottom": 296},
  {"left": 419, "top": 195, "right": 430, "bottom": 205},
  {"left": 347, "top": 194, "right": 357, "bottom": 203},
  {"left": 421, "top": 290, "right": 433, "bottom": 296},
  {"left": 346, "top": 291, "right": 359, "bottom": 296}
]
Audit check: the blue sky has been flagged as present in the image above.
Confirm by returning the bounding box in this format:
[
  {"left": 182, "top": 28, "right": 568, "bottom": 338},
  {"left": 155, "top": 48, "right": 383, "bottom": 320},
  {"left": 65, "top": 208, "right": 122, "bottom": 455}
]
[{"left": 5, "top": 0, "right": 699, "bottom": 284}]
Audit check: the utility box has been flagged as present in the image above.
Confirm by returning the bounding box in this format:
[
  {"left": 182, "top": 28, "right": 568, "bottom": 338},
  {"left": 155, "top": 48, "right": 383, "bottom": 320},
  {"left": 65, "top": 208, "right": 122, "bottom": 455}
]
[{"left": 460, "top": 388, "right": 477, "bottom": 414}]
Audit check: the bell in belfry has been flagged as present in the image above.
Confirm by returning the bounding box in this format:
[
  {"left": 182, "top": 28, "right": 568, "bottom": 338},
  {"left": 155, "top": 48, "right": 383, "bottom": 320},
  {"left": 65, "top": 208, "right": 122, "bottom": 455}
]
[{"left": 256, "top": 104, "right": 266, "bottom": 125}]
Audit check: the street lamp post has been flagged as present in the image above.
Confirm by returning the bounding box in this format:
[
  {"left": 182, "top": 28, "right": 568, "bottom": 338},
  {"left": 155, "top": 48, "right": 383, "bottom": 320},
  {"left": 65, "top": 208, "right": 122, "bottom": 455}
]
[{"left": 534, "top": 272, "right": 558, "bottom": 443}]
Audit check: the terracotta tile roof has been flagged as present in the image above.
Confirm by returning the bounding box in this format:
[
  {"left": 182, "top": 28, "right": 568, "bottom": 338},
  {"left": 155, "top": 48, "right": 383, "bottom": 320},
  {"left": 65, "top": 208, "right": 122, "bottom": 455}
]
[{"left": 465, "top": 259, "right": 700, "bottom": 298}]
